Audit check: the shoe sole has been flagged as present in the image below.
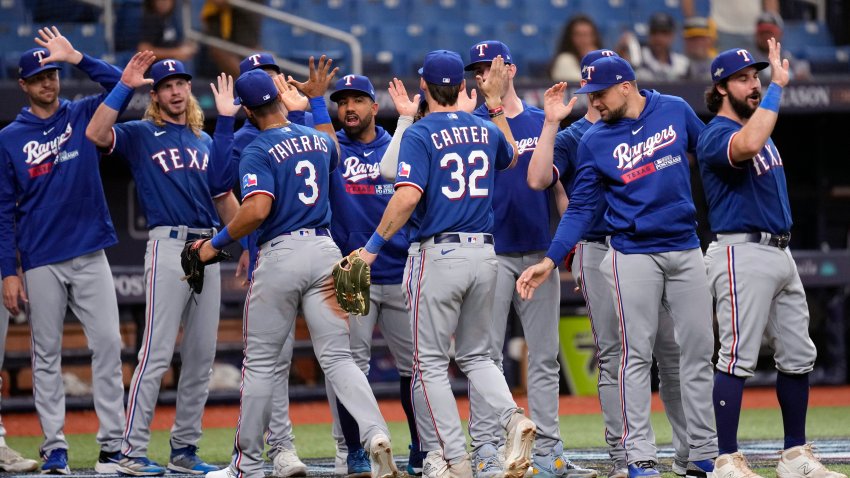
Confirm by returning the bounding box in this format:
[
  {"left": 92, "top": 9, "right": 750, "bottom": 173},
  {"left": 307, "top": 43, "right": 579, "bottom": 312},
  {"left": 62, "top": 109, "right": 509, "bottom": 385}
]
[
  {"left": 369, "top": 437, "right": 398, "bottom": 478},
  {"left": 118, "top": 467, "right": 166, "bottom": 476},
  {"left": 41, "top": 467, "right": 71, "bottom": 475},
  {"left": 274, "top": 465, "right": 308, "bottom": 478},
  {"left": 1, "top": 462, "right": 40, "bottom": 472},
  {"left": 95, "top": 462, "right": 123, "bottom": 474},
  {"left": 504, "top": 420, "right": 536, "bottom": 478},
  {"left": 168, "top": 464, "right": 218, "bottom": 475}
]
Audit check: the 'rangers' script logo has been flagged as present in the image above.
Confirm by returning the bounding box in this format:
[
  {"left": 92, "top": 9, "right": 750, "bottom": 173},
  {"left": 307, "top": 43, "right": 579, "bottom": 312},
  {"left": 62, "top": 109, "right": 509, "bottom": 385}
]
[
  {"left": 613, "top": 125, "right": 677, "bottom": 170},
  {"left": 516, "top": 136, "right": 538, "bottom": 155},
  {"left": 343, "top": 156, "right": 381, "bottom": 183},
  {"left": 24, "top": 123, "right": 73, "bottom": 165}
]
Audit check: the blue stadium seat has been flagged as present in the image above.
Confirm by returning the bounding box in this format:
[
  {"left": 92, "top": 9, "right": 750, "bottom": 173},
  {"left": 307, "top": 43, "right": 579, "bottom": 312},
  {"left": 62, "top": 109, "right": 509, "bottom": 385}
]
[
  {"left": 804, "top": 45, "right": 850, "bottom": 76},
  {"left": 290, "top": 0, "right": 353, "bottom": 23},
  {"left": 783, "top": 21, "right": 834, "bottom": 52},
  {"left": 375, "top": 23, "right": 430, "bottom": 76},
  {"left": 0, "top": 0, "right": 29, "bottom": 22},
  {"left": 522, "top": 0, "right": 578, "bottom": 28},
  {"left": 631, "top": 0, "right": 684, "bottom": 26},
  {"left": 469, "top": 0, "right": 521, "bottom": 25},
  {"left": 352, "top": 0, "right": 411, "bottom": 28},
  {"left": 430, "top": 22, "right": 494, "bottom": 57},
  {"left": 114, "top": 0, "right": 142, "bottom": 52},
  {"left": 411, "top": 0, "right": 469, "bottom": 26}
]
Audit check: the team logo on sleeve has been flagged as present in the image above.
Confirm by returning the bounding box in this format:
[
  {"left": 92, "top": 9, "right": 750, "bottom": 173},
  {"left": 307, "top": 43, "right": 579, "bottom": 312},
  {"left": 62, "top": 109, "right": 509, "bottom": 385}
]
[
  {"left": 398, "top": 162, "right": 411, "bottom": 178},
  {"left": 242, "top": 173, "right": 258, "bottom": 189}
]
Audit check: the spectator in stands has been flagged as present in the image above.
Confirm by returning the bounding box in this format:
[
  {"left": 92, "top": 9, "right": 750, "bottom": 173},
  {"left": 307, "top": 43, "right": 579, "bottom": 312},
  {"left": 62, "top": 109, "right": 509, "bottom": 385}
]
[
  {"left": 752, "top": 11, "right": 812, "bottom": 81},
  {"left": 201, "top": 0, "right": 263, "bottom": 77},
  {"left": 549, "top": 14, "right": 602, "bottom": 83},
  {"left": 138, "top": 0, "right": 197, "bottom": 62},
  {"left": 682, "top": 0, "right": 778, "bottom": 51},
  {"left": 635, "top": 12, "right": 690, "bottom": 82},
  {"left": 683, "top": 16, "right": 717, "bottom": 80}
]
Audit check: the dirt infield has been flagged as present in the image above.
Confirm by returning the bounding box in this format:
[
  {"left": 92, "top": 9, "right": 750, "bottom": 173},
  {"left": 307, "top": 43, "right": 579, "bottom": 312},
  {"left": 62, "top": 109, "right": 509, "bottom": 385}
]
[{"left": 4, "top": 385, "right": 849, "bottom": 437}]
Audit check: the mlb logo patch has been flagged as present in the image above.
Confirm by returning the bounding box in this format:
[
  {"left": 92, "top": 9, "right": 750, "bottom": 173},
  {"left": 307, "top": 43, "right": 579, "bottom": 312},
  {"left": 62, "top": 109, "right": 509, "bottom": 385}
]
[
  {"left": 467, "top": 236, "right": 478, "bottom": 243},
  {"left": 398, "top": 162, "right": 411, "bottom": 178},
  {"left": 242, "top": 173, "right": 258, "bottom": 189}
]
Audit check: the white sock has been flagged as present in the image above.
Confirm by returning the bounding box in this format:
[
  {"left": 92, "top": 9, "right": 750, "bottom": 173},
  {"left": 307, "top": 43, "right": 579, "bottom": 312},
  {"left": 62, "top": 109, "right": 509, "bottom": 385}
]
[{"left": 0, "top": 436, "right": 7, "bottom": 447}]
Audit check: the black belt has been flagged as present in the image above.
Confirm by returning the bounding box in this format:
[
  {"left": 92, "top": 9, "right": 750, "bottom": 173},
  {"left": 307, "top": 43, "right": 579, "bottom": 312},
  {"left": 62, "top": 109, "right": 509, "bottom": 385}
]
[
  {"left": 585, "top": 237, "right": 608, "bottom": 245},
  {"left": 743, "top": 232, "right": 791, "bottom": 249},
  {"left": 282, "top": 228, "right": 331, "bottom": 237},
  {"left": 169, "top": 229, "right": 211, "bottom": 241},
  {"left": 434, "top": 233, "right": 494, "bottom": 245}
]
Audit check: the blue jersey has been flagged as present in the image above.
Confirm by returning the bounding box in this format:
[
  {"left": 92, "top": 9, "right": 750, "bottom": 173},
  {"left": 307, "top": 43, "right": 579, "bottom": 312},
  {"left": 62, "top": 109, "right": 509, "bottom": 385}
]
[
  {"left": 552, "top": 117, "right": 610, "bottom": 241},
  {"left": 239, "top": 123, "right": 339, "bottom": 245},
  {"left": 473, "top": 103, "right": 552, "bottom": 254},
  {"left": 110, "top": 116, "right": 234, "bottom": 229},
  {"left": 697, "top": 116, "right": 792, "bottom": 234},
  {"left": 329, "top": 127, "right": 408, "bottom": 285},
  {"left": 547, "top": 90, "right": 704, "bottom": 264},
  {"left": 0, "top": 55, "right": 122, "bottom": 277},
  {"left": 395, "top": 111, "right": 513, "bottom": 241}
]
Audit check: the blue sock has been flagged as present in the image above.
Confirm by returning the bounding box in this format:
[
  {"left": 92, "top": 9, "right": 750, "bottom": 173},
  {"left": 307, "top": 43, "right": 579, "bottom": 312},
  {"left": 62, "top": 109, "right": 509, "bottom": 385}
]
[
  {"left": 399, "top": 376, "right": 421, "bottom": 452},
  {"left": 714, "top": 371, "right": 746, "bottom": 455},
  {"left": 337, "top": 399, "right": 362, "bottom": 452},
  {"left": 776, "top": 371, "right": 809, "bottom": 449}
]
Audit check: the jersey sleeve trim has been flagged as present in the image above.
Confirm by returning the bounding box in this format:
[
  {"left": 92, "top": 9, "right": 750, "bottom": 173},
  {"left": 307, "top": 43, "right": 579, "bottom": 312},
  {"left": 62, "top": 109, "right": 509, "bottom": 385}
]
[
  {"left": 726, "top": 132, "right": 744, "bottom": 169},
  {"left": 212, "top": 189, "right": 232, "bottom": 199},
  {"left": 394, "top": 182, "right": 424, "bottom": 193},
  {"left": 107, "top": 126, "right": 117, "bottom": 155},
  {"left": 244, "top": 190, "right": 275, "bottom": 200}
]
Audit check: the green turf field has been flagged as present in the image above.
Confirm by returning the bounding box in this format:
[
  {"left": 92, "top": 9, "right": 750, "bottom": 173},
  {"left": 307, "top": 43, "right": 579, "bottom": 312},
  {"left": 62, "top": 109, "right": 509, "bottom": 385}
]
[{"left": 7, "top": 406, "right": 849, "bottom": 476}]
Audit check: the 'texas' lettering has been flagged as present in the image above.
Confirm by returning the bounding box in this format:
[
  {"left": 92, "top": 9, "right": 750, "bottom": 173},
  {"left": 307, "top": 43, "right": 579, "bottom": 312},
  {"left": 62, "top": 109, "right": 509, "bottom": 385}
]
[
  {"left": 613, "top": 125, "right": 677, "bottom": 170},
  {"left": 23, "top": 123, "right": 73, "bottom": 165}
]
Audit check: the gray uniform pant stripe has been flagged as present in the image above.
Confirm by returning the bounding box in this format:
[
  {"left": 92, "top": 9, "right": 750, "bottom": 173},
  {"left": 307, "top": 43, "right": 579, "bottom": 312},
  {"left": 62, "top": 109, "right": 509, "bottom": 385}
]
[
  {"left": 600, "top": 248, "right": 717, "bottom": 463},
  {"left": 25, "top": 250, "right": 125, "bottom": 455},
  {"left": 468, "top": 251, "right": 561, "bottom": 455}
]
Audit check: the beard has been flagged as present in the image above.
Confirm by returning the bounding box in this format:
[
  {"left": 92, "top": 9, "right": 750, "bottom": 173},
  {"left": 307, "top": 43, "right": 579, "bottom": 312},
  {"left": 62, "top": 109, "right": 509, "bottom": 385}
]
[
  {"left": 728, "top": 89, "right": 760, "bottom": 120},
  {"left": 342, "top": 110, "right": 374, "bottom": 139},
  {"left": 601, "top": 102, "right": 628, "bottom": 124}
]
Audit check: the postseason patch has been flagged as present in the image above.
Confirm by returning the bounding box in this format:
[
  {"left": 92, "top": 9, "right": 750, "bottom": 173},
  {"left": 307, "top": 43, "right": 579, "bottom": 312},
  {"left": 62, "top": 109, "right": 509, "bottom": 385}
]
[{"left": 242, "top": 173, "right": 258, "bottom": 189}]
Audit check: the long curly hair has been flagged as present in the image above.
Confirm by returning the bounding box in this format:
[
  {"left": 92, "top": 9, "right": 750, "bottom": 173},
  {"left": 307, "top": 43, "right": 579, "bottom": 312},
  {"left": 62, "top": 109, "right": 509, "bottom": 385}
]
[{"left": 144, "top": 93, "right": 204, "bottom": 137}]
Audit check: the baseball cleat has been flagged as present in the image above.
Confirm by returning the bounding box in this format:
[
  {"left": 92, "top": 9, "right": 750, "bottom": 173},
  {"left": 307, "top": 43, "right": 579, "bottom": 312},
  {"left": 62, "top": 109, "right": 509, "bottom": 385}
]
[
  {"left": 347, "top": 448, "right": 372, "bottom": 478},
  {"left": 95, "top": 449, "right": 125, "bottom": 474},
  {"left": 531, "top": 443, "right": 597, "bottom": 478},
  {"left": 607, "top": 465, "right": 628, "bottom": 478},
  {"left": 681, "top": 459, "right": 715, "bottom": 478},
  {"left": 273, "top": 447, "right": 308, "bottom": 477},
  {"left": 408, "top": 444, "right": 429, "bottom": 476},
  {"left": 504, "top": 412, "right": 536, "bottom": 478},
  {"left": 167, "top": 445, "right": 218, "bottom": 474},
  {"left": 714, "top": 453, "right": 762, "bottom": 478},
  {"left": 449, "top": 454, "right": 474, "bottom": 478},
  {"left": 776, "top": 445, "right": 847, "bottom": 478},
  {"left": 0, "top": 445, "right": 39, "bottom": 472},
  {"left": 368, "top": 433, "right": 398, "bottom": 478},
  {"left": 117, "top": 456, "right": 166, "bottom": 476},
  {"left": 422, "top": 450, "right": 449, "bottom": 478},
  {"left": 205, "top": 466, "right": 238, "bottom": 478},
  {"left": 627, "top": 461, "right": 660, "bottom": 478},
  {"left": 472, "top": 444, "right": 504, "bottom": 478},
  {"left": 673, "top": 459, "right": 687, "bottom": 477},
  {"left": 335, "top": 446, "right": 349, "bottom": 476},
  {"left": 41, "top": 449, "right": 70, "bottom": 475}
]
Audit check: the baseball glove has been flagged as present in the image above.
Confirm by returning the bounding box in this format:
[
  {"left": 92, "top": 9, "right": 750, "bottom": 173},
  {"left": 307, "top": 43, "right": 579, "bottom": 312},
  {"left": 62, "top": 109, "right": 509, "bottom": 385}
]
[
  {"left": 180, "top": 239, "right": 232, "bottom": 294},
  {"left": 332, "top": 248, "right": 371, "bottom": 316}
]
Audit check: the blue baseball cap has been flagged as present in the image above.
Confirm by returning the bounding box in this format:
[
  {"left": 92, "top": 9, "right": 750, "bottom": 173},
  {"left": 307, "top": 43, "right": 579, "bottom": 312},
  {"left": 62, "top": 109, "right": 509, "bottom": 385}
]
[
  {"left": 580, "top": 49, "right": 618, "bottom": 80},
  {"left": 330, "top": 74, "right": 376, "bottom": 102},
  {"left": 418, "top": 50, "right": 464, "bottom": 86},
  {"left": 464, "top": 40, "right": 512, "bottom": 71},
  {"left": 574, "top": 56, "right": 636, "bottom": 94},
  {"left": 18, "top": 48, "right": 61, "bottom": 79},
  {"left": 239, "top": 52, "right": 280, "bottom": 75},
  {"left": 234, "top": 69, "right": 278, "bottom": 108},
  {"left": 151, "top": 59, "right": 192, "bottom": 89},
  {"left": 710, "top": 48, "right": 769, "bottom": 83}
]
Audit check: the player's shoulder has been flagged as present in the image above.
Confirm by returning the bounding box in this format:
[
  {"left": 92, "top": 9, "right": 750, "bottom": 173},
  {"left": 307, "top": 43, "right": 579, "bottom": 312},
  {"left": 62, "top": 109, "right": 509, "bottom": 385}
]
[
  {"left": 698, "top": 115, "right": 740, "bottom": 144},
  {"left": 654, "top": 91, "right": 694, "bottom": 113},
  {"left": 522, "top": 103, "right": 545, "bottom": 118}
]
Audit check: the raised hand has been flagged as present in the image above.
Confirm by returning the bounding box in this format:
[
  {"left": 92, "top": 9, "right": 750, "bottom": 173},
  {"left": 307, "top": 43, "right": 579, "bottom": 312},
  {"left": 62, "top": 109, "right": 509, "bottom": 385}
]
[
  {"left": 543, "top": 82, "right": 578, "bottom": 124},
  {"left": 457, "top": 87, "right": 478, "bottom": 113},
  {"left": 767, "top": 37, "right": 790, "bottom": 87},
  {"left": 34, "top": 26, "right": 83, "bottom": 65},
  {"left": 287, "top": 55, "right": 339, "bottom": 98},
  {"left": 516, "top": 260, "right": 555, "bottom": 300},
  {"left": 275, "top": 74, "right": 308, "bottom": 112},
  {"left": 476, "top": 55, "right": 508, "bottom": 107},
  {"left": 211, "top": 72, "right": 241, "bottom": 116},
  {"left": 121, "top": 50, "right": 156, "bottom": 88},
  {"left": 388, "top": 78, "right": 419, "bottom": 117}
]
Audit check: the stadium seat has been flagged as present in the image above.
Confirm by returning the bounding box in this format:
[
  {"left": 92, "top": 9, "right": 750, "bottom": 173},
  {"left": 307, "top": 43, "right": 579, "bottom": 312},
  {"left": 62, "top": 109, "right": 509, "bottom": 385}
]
[
  {"left": 0, "top": 0, "right": 29, "bottom": 23},
  {"left": 352, "top": 0, "right": 411, "bottom": 28},
  {"left": 431, "top": 22, "right": 494, "bottom": 57},
  {"left": 411, "top": 0, "right": 469, "bottom": 26},
  {"left": 469, "top": 0, "right": 520, "bottom": 25},
  {"left": 784, "top": 20, "right": 834, "bottom": 52},
  {"left": 804, "top": 45, "right": 850, "bottom": 76},
  {"left": 113, "top": 0, "right": 142, "bottom": 52},
  {"left": 290, "top": 0, "right": 353, "bottom": 23},
  {"left": 522, "top": 0, "right": 578, "bottom": 28},
  {"left": 375, "top": 23, "right": 430, "bottom": 76},
  {"left": 631, "top": 0, "right": 684, "bottom": 26}
]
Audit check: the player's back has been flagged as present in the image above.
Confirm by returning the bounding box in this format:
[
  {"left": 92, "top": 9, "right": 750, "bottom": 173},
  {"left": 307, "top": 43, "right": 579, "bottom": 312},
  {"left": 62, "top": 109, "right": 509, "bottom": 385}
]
[
  {"left": 395, "top": 111, "right": 513, "bottom": 241},
  {"left": 239, "top": 123, "right": 339, "bottom": 245}
]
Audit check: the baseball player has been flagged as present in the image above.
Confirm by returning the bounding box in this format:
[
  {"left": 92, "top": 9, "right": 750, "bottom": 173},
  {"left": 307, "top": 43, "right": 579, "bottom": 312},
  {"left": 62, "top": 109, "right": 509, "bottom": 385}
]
[
  {"left": 527, "top": 50, "right": 693, "bottom": 478},
  {"left": 85, "top": 55, "right": 239, "bottom": 476},
  {"left": 697, "top": 41, "right": 845, "bottom": 478},
  {"left": 461, "top": 40, "right": 592, "bottom": 478},
  {"left": 516, "top": 56, "right": 718, "bottom": 478},
  {"left": 0, "top": 26, "right": 127, "bottom": 475},
  {"left": 229, "top": 52, "right": 311, "bottom": 478},
  {"left": 197, "top": 60, "right": 398, "bottom": 478},
  {"left": 355, "top": 49, "right": 536, "bottom": 478}
]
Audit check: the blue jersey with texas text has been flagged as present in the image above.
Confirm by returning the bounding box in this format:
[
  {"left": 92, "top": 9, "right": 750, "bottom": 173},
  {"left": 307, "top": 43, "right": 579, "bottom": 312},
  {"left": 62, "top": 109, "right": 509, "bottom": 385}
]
[
  {"left": 239, "top": 123, "right": 339, "bottom": 244},
  {"left": 547, "top": 90, "right": 704, "bottom": 264},
  {"left": 0, "top": 55, "right": 122, "bottom": 277},
  {"left": 473, "top": 103, "right": 552, "bottom": 254},
  {"left": 697, "top": 115, "right": 792, "bottom": 234},
  {"left": 395, "top": 111, "right": 513, "bottom": 241},
  {"left": 329, "top": 127, "right": 408, "bottom": 284},
  {"left": 111, "top": 116, "right": 234, "bottom": 229}
]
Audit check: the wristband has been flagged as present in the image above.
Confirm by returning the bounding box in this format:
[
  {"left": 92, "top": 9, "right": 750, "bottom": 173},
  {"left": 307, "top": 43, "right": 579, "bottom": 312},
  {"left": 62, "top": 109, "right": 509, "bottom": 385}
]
[
  {"left": 364, "top": 232, "right": 387, "bottom": 254},
  {"left": 759, "top": 83, "right": 782, "bottom": 113},
  {"left": 489, "top": 110, "right": 505, "bottom": 119},
  {"left": 488, "top": 105, "right": 504, "bottom": 116},
  {"left": 308, "top": 96, "right": 332, "bottom": 125},
  {"left": 104, "top": 81, "right": 133, "bottom": 111},
  {"left": 210, "top": 227, "right": 235, "bottom": 250},
  {"left": 239, "top": 236, "right": 249, "bottom": 250}
]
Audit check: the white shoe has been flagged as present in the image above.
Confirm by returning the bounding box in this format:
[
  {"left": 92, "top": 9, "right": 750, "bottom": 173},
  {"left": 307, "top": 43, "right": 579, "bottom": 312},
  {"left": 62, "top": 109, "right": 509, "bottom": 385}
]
[
  {"left": 274, "top": 448, "right": 308, "bottom": 477},
  {"left": 714, "top": 453, "right": 763, "bottom": 478},
  {"left": 423, "top": 451, "right": 450, "bottom": 478},
  {"left": 0, "top": 445, "right": 39, "bottom": 472},
  {"left": 504, "top": 412, "right": 536, "bottom": 478},
  {"left": 776, "top": 444, "right": 847, "bottom": 478},
  {"left": 448, "top": 454, "right": 474, "bottom": 478},
  {"left": 205, "top": 466, "right": 237, "bottom": 478},
  {"left": 368, "top": 434, "right": 398, "bottom": 478},
  {"left": 336, "top": 446, "right": 349, "bottom": 476}
]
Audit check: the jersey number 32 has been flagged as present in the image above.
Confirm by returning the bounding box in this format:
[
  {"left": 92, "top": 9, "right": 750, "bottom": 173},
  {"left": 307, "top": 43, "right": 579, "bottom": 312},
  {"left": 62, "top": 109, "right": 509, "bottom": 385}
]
[{"left": 440, "top": 150, "right": 490, "bottom": 200}]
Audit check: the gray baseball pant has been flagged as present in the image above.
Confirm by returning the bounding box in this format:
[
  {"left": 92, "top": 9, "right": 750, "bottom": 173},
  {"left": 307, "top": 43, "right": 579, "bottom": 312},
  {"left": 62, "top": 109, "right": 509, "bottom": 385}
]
[{"left": 267, "top": 329, "right": 296, "bottom": 455}]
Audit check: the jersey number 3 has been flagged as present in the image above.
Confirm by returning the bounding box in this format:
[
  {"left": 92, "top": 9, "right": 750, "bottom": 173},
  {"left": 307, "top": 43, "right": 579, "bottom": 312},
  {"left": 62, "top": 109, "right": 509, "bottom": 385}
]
[
  {"left": 440, "top": 151, "right": 490, "bottom": 200},
  {"left": 295, "top": 160, "right": 319, "bottom": 206}
]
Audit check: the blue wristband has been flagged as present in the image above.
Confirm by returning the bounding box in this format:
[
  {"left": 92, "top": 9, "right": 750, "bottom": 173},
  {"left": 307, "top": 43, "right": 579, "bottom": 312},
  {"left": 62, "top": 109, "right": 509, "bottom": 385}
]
[
  {"left": 364, "top": 232, "right": 387, "bottom": 254},
  {"left": 309, "top": 96, "right": 331, "bottom": 125},
  {"left": 104, "top": 81, "right": 133, "bottom": 111},
  {"left": 760, "top": 83, "right": 782, "bottom": 113},
  {"left": 210, "top": 227, "right": 235, "bottom": 250},
  {"left": 239, "top": 236, "right": 249, "bottom": 250}
]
